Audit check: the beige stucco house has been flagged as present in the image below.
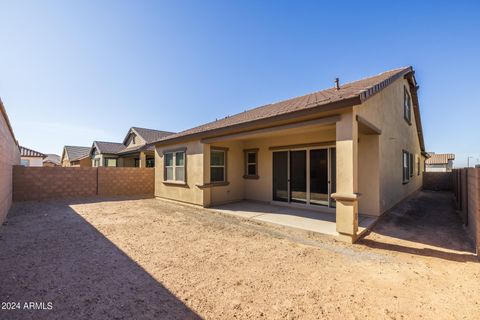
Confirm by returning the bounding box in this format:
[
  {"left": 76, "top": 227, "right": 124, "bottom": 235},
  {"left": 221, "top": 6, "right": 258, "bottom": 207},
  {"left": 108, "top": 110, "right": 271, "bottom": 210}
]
[
  {"left": 61, "top": 146, "right": 92, "bottom": 167},
  {"left": 20, "top": 146, "right": 46, "bottom": 167},
  {"left": 90, "top": 127, "right": 174, "bottom": 167},
  {"left": 425, "top": 153, "right": 455, "bottom": 172},
  {"left": 152, "top": 66, "right": 427, "bottom": 242}
]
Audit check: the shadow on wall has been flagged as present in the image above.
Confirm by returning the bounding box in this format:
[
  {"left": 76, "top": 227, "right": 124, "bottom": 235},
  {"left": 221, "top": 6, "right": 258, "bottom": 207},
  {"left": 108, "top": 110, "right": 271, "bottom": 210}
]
[
  {"left": 358, "top": 191, "right": 477, "bottom": 263},
  {"left": 0, "top": 200, "right": 201, "bottom": 320}
]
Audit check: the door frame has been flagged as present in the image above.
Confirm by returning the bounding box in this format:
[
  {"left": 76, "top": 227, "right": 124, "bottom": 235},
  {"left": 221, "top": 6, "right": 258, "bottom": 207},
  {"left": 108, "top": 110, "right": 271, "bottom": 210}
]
[{"left": 271, "top": 144, "right": 336, "bottom": 210}]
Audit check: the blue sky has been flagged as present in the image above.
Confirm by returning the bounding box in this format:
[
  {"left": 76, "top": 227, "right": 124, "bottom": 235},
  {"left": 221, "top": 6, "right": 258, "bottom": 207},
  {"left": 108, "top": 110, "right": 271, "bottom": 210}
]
[{"left": 1, "top": 1, "right": 479, "bottom": 167}]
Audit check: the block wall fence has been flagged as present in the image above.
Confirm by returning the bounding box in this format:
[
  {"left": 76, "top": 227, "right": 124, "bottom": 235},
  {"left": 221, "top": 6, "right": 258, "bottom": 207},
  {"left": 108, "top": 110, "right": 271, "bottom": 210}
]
[
  {"left": 452, "top": 168, "right": 480, "bottom": 256},
  {"left": 0, "top": 101, "right": 20, "bottom": 224},
  {"left": 13, "top": 167, "right": 154, "bottom": 201}
]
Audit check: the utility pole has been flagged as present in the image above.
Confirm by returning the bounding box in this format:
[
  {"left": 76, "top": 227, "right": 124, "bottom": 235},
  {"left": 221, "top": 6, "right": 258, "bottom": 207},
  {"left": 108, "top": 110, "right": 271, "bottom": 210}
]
[{"left": 467, "top": 156, "right": 473, "bottom": 168}]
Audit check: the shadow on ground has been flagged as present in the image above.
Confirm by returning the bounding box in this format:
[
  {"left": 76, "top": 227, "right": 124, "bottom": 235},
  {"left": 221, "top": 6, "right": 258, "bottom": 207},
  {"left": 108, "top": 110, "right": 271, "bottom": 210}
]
[
  {"left": 0, "top": 200, "right": 201, "bottom": 320},
  {"left": 358, "top": 191, "right": 477, "bottom": 263}
]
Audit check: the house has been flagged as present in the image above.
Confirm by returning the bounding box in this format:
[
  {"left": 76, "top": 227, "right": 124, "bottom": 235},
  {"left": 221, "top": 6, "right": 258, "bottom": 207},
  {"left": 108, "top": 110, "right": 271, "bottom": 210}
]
[
  {"left": 425, "top": 153, "right": 455, "bottom": 172},
  {"left": 151, "top": 66, "right": 427, "bottom": 243},
  {"left": 424, "top": 153, "right": 455, "bottom": 172},
  {"left": 90, "top": 127, "right": 174, "bottom": 167},
  {"left": 61, "top": 146, "right": 92, "bottom": 167},
  {"left": 20, "top": 146, "right": 46, "bottom": 167},
  {"left": 43, "top": 154, "right": 61, "bottom": 167}
]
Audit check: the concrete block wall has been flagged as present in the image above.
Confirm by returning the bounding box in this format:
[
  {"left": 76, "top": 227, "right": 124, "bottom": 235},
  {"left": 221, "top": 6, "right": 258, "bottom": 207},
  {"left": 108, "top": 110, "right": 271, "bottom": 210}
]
[
  {"left": 453, "top": 168, "right": 480, "bottom": 255},
  {"left": 97, "top": 167, "right": 154, "bottom": 196},
  {"left": 0, "top": 101, "right": 20, "bottom": 223},
  {"left": 13, "top": 167, "right": 97, "bottom": 201},
  {"left": 422, "top": 172, "right": 453, "bottom": 191},
  {"left": 13, "top": 167, "right": 154, "bottom": 201},
  {"left": 466, "top": 169, "right": 480, "bottom": 254}
]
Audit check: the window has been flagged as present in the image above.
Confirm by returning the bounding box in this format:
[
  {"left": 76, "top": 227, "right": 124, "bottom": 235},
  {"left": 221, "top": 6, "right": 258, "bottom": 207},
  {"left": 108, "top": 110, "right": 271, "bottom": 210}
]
[
  {"left": 93, "top": 158, "right": 100, "bottom": 167},
  {"left": 403, "top": 150, "right": 413, "bottom": 183},
  {"left": 134, "top": 158, "right": 140, "bottom": 167},
  {"left": 210, "top": 149, "right": 226, "bottom": 182},
  {"left": 404, "top": 87, "right": 412, "bottom": 124},
  {"left": 164, "top": 151, "right": 185, "bottom": 182},
  {"left": 146, "top": 158, "right": 155, "bottom": 168},
  {"left": 409, "top": 153, "right": 414, "bottom": 177},
  {"left": 20, "top": 159, "right": 30, "bottom": 167},
  {"left": 417, "top": 156, "right": 421, "bottom": 176},
  {"left": 104, "top": 158, "right": 117, "bottom": 167},
  {"left": 244, "top": 149, "right": 258, "bottom": 178}
]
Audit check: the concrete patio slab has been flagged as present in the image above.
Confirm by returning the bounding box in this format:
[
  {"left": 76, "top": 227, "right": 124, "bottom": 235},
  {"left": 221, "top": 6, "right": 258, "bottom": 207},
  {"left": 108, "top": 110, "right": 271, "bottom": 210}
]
[{"left": 211, "top": 201, "right": 377, "bottom": 236}]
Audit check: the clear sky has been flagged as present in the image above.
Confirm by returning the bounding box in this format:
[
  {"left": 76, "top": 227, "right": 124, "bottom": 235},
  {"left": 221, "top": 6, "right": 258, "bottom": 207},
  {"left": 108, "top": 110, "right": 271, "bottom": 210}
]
[{"left": 1, "top": 1, "right": 479, "bottom": 167}]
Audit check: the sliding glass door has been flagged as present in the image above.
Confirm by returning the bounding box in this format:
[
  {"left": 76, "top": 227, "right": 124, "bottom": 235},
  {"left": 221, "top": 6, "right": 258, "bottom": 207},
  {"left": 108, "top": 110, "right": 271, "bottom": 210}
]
[
  {"left": 273, "top": 151, "right": 289, "bottom": 202},
  {"left": 290, "top": 151, "right": 307, "bottom": 204},
  {"left": 272, "top": 147, "right": 336, "bottom": 208}
]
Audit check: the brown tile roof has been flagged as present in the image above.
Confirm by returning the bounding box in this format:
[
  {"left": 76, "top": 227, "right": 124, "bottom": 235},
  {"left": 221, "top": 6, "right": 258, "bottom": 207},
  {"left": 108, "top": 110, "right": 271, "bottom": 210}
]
[
  {"left": 20, "top": 146, "right": 45, "bottom": 158},
  {"left": 64, "top": 146, "right": 91, "bottom": 161},
  {"left": 425, "top": 153, "right": 455, "bottom": 165},
  {"left": 130, "top": 127, "right": 175, "bottom": 144},
  {"left": 93, "top": 141, "right": 126, "bottom": 154},
  {"left": 43, "top": 154, "right": 61, "bottom": 165},
  {"left": 153, "top": 66, "right": 415, "bottom": 145}
]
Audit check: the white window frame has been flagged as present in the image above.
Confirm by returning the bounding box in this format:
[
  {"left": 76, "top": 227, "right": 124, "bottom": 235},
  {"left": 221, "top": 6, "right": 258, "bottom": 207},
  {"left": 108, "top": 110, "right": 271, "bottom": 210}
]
[
  {"left": 164, "top": 150, "right": 186, "bottom": 182},
  {"left": 244, "top": 149, "right": 258, "bottom": 178},
  {"left": 210, "top": 149, "right": 226, "bottom": 183}
]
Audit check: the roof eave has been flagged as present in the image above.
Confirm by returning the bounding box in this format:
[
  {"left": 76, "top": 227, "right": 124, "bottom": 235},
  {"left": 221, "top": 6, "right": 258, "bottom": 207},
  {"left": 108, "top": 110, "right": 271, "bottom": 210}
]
[{"left": 153, "top": 95, "right": 361, "bottom": 147}]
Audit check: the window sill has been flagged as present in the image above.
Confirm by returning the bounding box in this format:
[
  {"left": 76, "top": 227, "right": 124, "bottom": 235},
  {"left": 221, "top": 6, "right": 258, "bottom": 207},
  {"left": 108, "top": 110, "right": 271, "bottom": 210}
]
[
  {"left": 402, "top": 180, "right": 409, "bottom": 185},
  {"left": 162, "top": 180, "right": 188, "bottom": 186},
  {"left": 196, "top": 181, "right": 230, "bottom": 189},
  {"left": 243, "top": 175, "right": 259, "bottom": 180}
]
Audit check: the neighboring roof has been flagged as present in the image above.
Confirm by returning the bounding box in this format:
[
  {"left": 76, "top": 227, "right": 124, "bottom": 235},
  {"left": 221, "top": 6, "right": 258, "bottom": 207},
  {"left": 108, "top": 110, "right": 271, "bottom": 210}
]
[
  {"left": 123, "top": 127, "right": 175, "bottom": 145},
  {"left": 92, "top": 141, "right": 126, "bottom": 154},
  {"left": 64, "top": 146, "right": 91, "bottom": 161},
  {"left": 43, "top": 154, "right": 61, "bottom": 165},
  {"left": 117, "top": 143, "right": 155, "bottom": 156},
  {"left": 0, "top": 98, "right": 18, "bottom": 146},
  {"left": 152, "top": 66, "right": 424, "bottom": 151},
  {"left": 425, "top": 153, "right": 455, "bottom": 165},
  {"left": 20, "top": 146, "right": 46, "bottom": 158}
]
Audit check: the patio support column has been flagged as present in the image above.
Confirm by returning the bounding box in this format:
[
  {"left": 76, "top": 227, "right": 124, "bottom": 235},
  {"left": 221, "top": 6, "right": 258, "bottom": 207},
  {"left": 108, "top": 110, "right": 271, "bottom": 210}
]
[
  {"left": 139, "top": 151, "right": 146, "bottom": 168},
  {"left": 332, "top": 112, "right": 360, "bottom": 243}
]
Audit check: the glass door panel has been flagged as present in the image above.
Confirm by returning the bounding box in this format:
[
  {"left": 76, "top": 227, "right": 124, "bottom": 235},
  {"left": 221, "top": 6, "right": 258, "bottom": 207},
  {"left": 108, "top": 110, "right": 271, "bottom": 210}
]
[
  {"left": 289, "top": 150, "right": 307, "bottom": 204},
  {"left": 273, "top": 151, "right": 289, "bottom": 202},
  {"left": 310, "top": 149, "right": 329, "bottom": 206}
]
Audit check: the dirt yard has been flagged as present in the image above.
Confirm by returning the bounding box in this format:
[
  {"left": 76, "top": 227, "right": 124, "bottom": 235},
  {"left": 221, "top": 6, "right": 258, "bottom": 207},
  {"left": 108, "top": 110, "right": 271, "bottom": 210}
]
[{"left": 0, "top": 191, "right": 478, "bottom": 319}]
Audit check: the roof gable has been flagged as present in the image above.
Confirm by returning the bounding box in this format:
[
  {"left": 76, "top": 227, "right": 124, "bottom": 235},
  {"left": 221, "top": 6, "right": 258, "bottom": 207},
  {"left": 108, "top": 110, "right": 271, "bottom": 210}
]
[
  {"left": 63, "top": 146, "right": 91, "bottom": 162},
  {"left": 122, "top": 127, "right": 175, "bottom": 145}
]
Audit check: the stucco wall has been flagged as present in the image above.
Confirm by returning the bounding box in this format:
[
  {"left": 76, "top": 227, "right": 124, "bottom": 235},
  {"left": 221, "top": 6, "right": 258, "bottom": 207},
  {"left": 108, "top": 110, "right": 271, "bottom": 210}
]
[
  {"left": 241, "top": 127, "right": 336, "bottom": 204},
  {"left": 466, "top": 169, "right": 479, "bottom": 253},
  {"left": 0, "top": 103, "right": 20, "bottom": 223},
  {"left": 21, "top": 156, "right": 44, "bottom": 167},
  {"left": 154, "top": 141, "right": 205, "bottom": 206},
  {"left": 355, "top": 77, "right": 424, "bottom": 214}
]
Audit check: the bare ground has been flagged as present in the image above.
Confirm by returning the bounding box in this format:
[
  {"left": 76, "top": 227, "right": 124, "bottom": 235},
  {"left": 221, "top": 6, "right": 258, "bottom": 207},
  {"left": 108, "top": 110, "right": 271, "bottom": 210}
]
[{"left": 0, "top": 191, "right": 479, "bottom": 319}]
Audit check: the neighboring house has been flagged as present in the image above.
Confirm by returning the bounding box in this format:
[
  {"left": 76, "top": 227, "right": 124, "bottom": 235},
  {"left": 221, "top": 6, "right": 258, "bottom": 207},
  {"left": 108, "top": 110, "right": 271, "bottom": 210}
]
[
  {"left": 425, "top": 153, "right": 455, "bottom": 172},
  {"left": 61, "top": 146, "right": 92, "bottom": 167},
  {"left": 151, "top": 66, "right": 427, "bottom": 243},
  {"left": 43, "top": 154, "right": 61, "bottom": 167},
  {"left": 90, "top": 127, "right": 174, "bottom": 167},
  {"left": 20, "top": 146, "right": 46, "bottom": 167}
]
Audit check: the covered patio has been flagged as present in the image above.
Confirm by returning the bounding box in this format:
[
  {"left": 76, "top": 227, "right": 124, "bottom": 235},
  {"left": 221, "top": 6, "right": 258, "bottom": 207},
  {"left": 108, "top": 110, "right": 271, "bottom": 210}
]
[{"left": 211, "top": 200, "right": 378, "bottom": 237}]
